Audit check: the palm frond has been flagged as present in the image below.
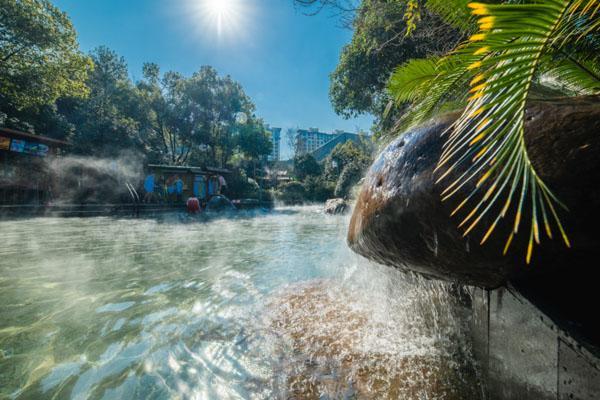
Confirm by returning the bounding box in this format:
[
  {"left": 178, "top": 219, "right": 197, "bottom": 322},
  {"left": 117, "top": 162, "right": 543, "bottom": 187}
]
[
  {"left": 541, "top": 53, "right": 600, "bottom": 94},
  {"left": 425, "top": 0, "right": 478, "bottom": 33},
  {"left": 435, "top": 0, "right": 599, "bottom": 263},
  {"left": 388, "top": 57, "right": 442, "bottom": 103},
  {"left": 387, "top": 53, "right": 478, "bottom": 134}
]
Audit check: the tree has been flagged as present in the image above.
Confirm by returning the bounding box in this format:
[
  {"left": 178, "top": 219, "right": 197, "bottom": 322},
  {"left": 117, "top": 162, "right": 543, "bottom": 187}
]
[
  {"left": 136, "top": 64, "right": 191, "bottom": 164},
  {"left": 0, "top": 0, "right": 92, "bottom": 110},
  {"left": 303, "top": 175, "right": 335, "bottom": 201},
  {"left": 298, "top": 0, "right": 463, "bottom": 135},
  {"left": 334, "top": 162, "right": 363, "bottom": 198},
  {"left": 60, "top": 47, "right": 141, "bottom": 155},
  {"left": 294, "top": 0, "right": 359, "bottom": 28},
  {"left": 136, "top": 64, "right": 262, "bottom": 167},
  {"left": 235, "top": 121, "right": 272, "bottom": 161},
  {"left": 293, "top": 153, "right": 322, "bottom": 180},
  {"left": 323, "top": 140, "right": 371, "bottom": 180}
]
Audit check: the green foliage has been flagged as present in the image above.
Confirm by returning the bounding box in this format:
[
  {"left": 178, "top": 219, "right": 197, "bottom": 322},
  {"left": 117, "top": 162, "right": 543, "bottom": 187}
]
[
  {"left": 303, "top": 175, "right": 336, "bottom": 202},
  {"left": 541, "top": 54, "right": 600, "bottom": 94},
  {"left": 226, "top": 168, "right": 261, "bottom": 199},
  {"left": 0, "top": 0, "right": 269, "bottom": 168},
  {"left": 293, "top": 153, "right": 322, "bottom": 180},
  {"left": 334, "top": 162, "right": 364, "bottom": 198},
  {"left": 0, "top": 0, "right": 92, "bottom": 109},
  {"left": 329, "top": 0, "right": 464, "bottom": 133},
  {"left": 278, "top": 181, "right": 307, "bottom": 205},
  {"left": 386, "top": 0, "right": 600, "bottom": 262},
  {"left": 423, "top": 0, "right": 478, "bottom": 32},
  {"left": 284, "top": 139, "right": 373, "bottom": 203},
  {"left": 235, "top": 122, "right": 273, "bottom": 161},
  {"left": 61, "top": 47, "right": 141, "bottom": 155},
  {"left": 135, "top": 63, "right": 263, "bottom": 167},
  {"left": 324, "top": 140, "right": 372, "bottom": 180}
]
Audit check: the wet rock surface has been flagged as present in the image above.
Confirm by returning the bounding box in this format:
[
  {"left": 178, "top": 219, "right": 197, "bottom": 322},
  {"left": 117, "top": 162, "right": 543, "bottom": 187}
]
[
  {"left": 206, "top": 194, "right": 236, "bottom": 211},
  {"left": 348, "top": 95, "right": 600, "bottom": 344},
  {"left": 348, "top": 96, "right": 600, "bottom": 288},
  {"left": 324, "top": 198, "right": 349, "bottom": 215}
]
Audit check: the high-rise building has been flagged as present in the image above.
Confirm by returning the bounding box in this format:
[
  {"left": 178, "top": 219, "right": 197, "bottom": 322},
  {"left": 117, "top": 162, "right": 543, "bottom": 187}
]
[
  {"left": 293, "top": 128, "right": 338, "bottom": 155},
  {"left": 310, "top": 131, "right": 365, "bottom": 161},
  {"left": 292, "top": 128, "right": 366, "bottom": 160},
  {"left": 267, "top": 127, "right": 281, "bottom": 161}
]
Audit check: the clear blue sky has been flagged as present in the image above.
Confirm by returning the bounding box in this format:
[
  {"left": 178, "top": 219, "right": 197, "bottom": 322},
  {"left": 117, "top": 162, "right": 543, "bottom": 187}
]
[{"left": 52, "top": 0, "right": 373, "bottom": 159}]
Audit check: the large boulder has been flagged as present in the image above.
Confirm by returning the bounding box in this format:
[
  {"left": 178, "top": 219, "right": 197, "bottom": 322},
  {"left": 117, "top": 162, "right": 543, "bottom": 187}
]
[{"left": 348, "top": 96, "right": 600, "bottom": 289}]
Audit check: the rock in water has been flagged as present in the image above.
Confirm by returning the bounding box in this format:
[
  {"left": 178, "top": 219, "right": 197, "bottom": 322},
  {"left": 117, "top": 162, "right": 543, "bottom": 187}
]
[
  {"left": 324, "top": 198, "right": 348, "bottom": 215},
  {"left": 348, "top": 96, "right": 600, "bottom": 288},
  {"left": 206, "top": 195, "right": 236, "bottom": 212}
]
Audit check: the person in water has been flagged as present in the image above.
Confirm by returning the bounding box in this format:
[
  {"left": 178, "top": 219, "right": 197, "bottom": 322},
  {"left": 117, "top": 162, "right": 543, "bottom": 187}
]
[{"left": 186, "top": 197, "right": 200, "bottom": 214}]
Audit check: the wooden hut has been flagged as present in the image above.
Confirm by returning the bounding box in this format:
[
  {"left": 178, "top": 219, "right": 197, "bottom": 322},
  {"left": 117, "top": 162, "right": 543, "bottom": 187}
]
[{"left": 0, "top": 128, "right": 68, "bottom": 205}]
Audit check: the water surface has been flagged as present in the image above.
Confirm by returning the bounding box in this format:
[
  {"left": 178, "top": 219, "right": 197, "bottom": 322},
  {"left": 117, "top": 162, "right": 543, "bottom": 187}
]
[{"left": 0, "top": 207, "right": 481, "bottom": 399}]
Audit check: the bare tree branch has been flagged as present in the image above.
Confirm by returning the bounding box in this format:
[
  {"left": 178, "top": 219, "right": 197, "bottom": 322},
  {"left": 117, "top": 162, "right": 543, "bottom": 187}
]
[{"left": 293, "top": 0, "right": 360, "bottom": 29}]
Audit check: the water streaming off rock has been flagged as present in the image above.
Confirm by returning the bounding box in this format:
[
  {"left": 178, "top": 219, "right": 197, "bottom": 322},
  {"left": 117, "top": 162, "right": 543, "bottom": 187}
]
[{"left": 0, "top": 207, "right": 482, "bottom": 399}]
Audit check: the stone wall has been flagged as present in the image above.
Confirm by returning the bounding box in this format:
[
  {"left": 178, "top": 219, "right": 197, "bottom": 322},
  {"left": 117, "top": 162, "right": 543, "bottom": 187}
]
[{"left": 470, "top": 287, "right": 600, "bottom": 400}]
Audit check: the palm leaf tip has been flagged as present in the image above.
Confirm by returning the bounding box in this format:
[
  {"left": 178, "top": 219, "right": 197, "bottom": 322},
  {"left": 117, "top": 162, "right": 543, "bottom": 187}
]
[
  {"left": 468, "top": 3, "right": 489, "bottom": 16},
  {"left": 469, "top": 33, "right": 487, "bottom": 42}
]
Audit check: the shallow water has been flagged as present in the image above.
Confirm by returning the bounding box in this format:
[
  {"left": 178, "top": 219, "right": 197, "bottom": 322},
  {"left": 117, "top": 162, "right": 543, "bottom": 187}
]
[{"left": 0, "top": 206, "right": 481, "bottom": 399}]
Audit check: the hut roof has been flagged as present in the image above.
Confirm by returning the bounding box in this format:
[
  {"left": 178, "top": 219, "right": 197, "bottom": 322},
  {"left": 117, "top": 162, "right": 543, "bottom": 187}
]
[{"left": 0, "top": 127, "right": 69, "bottom": 147}]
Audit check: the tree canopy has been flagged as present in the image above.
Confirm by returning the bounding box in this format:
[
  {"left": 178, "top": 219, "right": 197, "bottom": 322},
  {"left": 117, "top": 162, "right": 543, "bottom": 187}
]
[
  {"left": 293, "top": 153, "right": 322, "bottom": 180},
  {"left": 0, "top": 0, "right": 92, "bottom": 110}
]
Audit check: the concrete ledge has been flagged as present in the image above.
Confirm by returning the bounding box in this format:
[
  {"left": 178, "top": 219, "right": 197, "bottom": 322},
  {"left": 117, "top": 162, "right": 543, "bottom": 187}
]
[{"left": 471, "top": 287, "right": 600, "bottom": 399}]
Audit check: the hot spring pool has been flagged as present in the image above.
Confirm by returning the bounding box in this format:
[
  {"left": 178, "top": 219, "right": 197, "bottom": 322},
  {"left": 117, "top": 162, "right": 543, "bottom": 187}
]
[{"left": 0, "top": 206, "right": 482, "bottom": 399}]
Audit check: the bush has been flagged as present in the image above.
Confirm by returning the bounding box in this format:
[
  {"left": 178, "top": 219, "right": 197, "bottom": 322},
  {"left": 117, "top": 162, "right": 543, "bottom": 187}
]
[
  {"left": 303, "top": 176, "right": 335, "bottom": 202},
  {"left": 226, "top": 168, "right": 260, "bottom": 199},
  {"left": 277, "top": 181, "right": 306, "bottom": 205},
  {"left": 335, "top": 162, "right": 364, "bottom": 199},
  {"left": 293, "top": 154, "right": 321, "bottom": 180}
]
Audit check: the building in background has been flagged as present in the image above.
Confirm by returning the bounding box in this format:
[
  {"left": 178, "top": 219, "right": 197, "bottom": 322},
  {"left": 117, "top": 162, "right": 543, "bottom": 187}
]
[
  {"left": 0, "top": 127, "right": 68, "bottom": 205},
  {"left": 266, "top": 127, "right": 281, "bottom": 161},
  {"left": 293, "top": 128, "right": 336, "bottom": 155},
  {"left": 292, "top": 128, "right": 367, "bottom": 161},
  {"left": 310, "top": 131, "right": 365, "bottom": 161}
]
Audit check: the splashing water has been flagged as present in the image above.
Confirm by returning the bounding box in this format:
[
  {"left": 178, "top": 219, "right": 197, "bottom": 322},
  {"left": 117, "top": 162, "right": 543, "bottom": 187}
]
[{"left": 0, "top": 206, "right": 482, "bottom": 399}]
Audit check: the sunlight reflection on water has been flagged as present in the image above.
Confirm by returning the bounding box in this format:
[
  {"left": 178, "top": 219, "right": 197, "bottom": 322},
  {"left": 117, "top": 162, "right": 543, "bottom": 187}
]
[{"left": 0, "top": 206, "right": 482, "bottom": 399}]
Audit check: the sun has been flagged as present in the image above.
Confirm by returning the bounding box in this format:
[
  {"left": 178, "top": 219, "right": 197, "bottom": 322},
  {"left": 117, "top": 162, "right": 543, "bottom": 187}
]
[
  {"left": 196, "top": 0, "right": 245, "bottom": 38},
  {"left": 205, "top": 0, "right": 234, "bottom": 18}
]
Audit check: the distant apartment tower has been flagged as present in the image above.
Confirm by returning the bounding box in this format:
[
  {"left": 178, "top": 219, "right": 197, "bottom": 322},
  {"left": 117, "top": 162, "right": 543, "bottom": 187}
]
[
  {"left": 267, "top": 127, "right": 281, "bottom": 161},
  {"left": 294, "top": 128, "right": 337, "bottom": 155},
  {"left": 310, "top": 131, "right": 365, "bottom": 161},
  {"left": 293, "top": 128, "right": 365, "bottom": 160}
]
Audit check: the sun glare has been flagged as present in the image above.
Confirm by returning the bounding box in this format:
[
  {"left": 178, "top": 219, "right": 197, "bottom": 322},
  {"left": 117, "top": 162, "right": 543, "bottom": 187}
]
[
  {"left": 205, "top": 0, "right": 233, "bottom": 17},
  {"left": 192, "top": 0, "right": 246, "bottom": 39}
]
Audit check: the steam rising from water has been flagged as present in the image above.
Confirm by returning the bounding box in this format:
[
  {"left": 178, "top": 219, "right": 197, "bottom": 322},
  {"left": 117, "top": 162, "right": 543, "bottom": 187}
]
[
  {"left": 47, "top": 152, "right": 144, "bottom": 204},
  {"left": 0, "top": 206, "right": 481, "bottom": 399}
]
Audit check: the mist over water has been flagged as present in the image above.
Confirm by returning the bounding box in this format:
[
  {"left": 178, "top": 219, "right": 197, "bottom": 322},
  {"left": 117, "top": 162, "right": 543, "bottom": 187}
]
[{"left": 0, "top": 206, "right": 482, "bottom": 399}]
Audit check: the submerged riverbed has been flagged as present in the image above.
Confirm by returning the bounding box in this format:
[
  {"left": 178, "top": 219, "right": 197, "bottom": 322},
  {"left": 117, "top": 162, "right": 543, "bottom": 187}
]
[{"left": 0, "top": 206, "right": 482, "bottom": 399}]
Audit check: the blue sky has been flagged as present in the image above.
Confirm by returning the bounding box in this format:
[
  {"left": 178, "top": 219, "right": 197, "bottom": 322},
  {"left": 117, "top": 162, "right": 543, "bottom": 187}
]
[{"left": 52, "top": 0, "right": 373, "bottom": 159}]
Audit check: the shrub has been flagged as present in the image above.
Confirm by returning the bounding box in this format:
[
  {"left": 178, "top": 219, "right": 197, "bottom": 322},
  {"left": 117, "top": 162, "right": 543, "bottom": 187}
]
[
  {"left": 335, "top": 162, "right": 364, "bottom": 199},
  {"left": 277, "top": 181, "right": 306, "bottom": 205},
  {"left": 303, "top": 176, "right": 335, "bottom": 202}
]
